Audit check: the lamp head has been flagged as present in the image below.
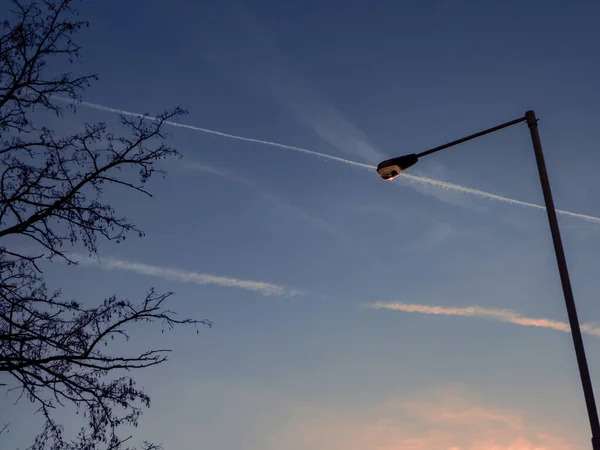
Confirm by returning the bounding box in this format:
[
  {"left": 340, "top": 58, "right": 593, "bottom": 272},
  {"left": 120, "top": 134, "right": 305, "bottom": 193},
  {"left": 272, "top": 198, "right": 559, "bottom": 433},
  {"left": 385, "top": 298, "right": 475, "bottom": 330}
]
[{"left": 376, "top": 154, "right": 418, "bottom": 180}]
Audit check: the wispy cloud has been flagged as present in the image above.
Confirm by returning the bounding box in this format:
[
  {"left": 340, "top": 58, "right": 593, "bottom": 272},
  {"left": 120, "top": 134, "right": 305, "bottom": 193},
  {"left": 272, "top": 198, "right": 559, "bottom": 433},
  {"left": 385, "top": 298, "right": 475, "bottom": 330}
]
[
  {"left": 194, "top": 6, "right": 386, "bottom": 165},
  {"left": 182, "top": 160, "right": 339, "bottom": 238},
  {"left": 73, "top": 254, "right": 295, "bottom": 296},
  {"left": 367, "top": 301, "right": 600, "bottom": 336},
  {"left": 54, "top": 96, "right": 600, "bottom": 225},
  {"left": 161, "top": 383, "right": 582, "bottom": 449},
  {"left": 275, "top": 389, "right": 581, "bottom": 450},
  {"left": 182, "top": 161, "right": 315, "bottom": 221},
  {"left": 183, "top": 160, "right": 382, "bottom": 267}
]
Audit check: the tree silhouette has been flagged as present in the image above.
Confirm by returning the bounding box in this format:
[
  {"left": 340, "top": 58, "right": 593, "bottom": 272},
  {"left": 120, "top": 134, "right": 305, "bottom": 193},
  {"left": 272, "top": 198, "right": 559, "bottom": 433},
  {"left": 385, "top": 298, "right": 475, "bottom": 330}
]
[{"left": 0, "top": 1, "right": 210, "bottom": 449}]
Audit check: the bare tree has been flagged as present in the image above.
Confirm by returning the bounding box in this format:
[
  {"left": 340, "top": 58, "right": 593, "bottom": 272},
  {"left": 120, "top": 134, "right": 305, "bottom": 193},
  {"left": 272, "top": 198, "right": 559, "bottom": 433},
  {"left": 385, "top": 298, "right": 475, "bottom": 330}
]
[{"left": 0, "top": 1, "right": 211, "bottom": 449}]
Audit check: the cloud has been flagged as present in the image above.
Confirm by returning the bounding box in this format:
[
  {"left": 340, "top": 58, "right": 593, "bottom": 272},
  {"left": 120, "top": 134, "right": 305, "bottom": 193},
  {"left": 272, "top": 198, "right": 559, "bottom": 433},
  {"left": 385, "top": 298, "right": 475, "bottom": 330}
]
[
  {"left": 367, "top": 301, "right": 600, "bottom": 337},
  {"left": 54, "top": 96, "right": 600, "bottom": 225},
  {"left": 273, "top": 389, "right": 581, "bottom": 450},
  {"left": 182, "top": 160, "right": 379, "bottom": 265},
  {"left": 72, "top": 254, "right": 295, "bottom": 296},
  {"left": 182, "top": 160, "right": 317, "bottom": 222},
  {"left": 193, "top": 6, "right": 386, "bottom": 165},
  {"left": 416, "top": 220, "right": 469, "bottom": 250},
  {"left": 139, "top": 382, "right": 582, "bottom": 450}
]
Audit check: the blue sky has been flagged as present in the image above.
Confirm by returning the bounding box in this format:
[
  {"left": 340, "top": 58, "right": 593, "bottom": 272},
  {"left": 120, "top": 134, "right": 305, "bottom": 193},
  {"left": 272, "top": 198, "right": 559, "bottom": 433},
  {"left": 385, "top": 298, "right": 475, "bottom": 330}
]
[{"left": 4, "top": 0, "right": 600, "bottom": 448}]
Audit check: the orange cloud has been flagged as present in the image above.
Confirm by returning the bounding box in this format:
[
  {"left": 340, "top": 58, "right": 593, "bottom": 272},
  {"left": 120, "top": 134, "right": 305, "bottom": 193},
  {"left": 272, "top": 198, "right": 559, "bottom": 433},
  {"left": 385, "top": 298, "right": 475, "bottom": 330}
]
[
  {"left": 367, "top": 302, "right": 600, "bottom": 337},
  {"left": 272, "top": 390, "right": 583, "bottom": 450}
]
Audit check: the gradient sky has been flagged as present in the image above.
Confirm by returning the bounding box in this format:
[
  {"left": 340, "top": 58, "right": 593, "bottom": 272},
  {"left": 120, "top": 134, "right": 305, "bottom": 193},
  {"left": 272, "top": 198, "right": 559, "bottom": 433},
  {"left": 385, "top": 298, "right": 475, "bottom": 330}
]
[{"left": 3, "top": 0, "right": 600, "bottom": 449}]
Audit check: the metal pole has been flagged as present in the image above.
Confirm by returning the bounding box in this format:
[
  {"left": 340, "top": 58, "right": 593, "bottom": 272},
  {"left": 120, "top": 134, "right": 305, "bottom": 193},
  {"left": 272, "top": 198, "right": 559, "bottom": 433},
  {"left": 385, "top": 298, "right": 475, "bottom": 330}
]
[{"left": 526, "top": 110, "right": 600, "bottom": 449}]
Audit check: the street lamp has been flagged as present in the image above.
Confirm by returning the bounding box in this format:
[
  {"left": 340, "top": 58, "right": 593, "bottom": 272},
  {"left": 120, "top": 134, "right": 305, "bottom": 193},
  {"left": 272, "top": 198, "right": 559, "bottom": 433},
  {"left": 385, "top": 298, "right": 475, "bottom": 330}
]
[{"left": 377, "top": 110, "right": 600, "bottom": 449}]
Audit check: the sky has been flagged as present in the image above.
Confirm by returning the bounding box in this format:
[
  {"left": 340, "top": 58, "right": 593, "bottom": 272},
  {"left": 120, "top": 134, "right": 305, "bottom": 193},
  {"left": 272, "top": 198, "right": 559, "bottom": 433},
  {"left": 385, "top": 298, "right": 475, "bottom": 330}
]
[{"left": 3, "top": 0, "right": 600, "bottom": 449}]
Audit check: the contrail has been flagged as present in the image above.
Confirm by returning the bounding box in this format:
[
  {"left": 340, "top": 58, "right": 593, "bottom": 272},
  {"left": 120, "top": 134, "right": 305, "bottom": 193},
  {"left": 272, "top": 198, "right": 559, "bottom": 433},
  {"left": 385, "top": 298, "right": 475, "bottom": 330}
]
[
  {"left": 72, "top": 254, "right": 296, "bottom": 296},
  {"left": 56, "top": 97, "right": 600, "bottom": 224},
  {"left": 367, "top": 301, "right": 600, "bottom": 337},
  {"left": 59, "top": 97, "right": 373, "bottom": 170}
]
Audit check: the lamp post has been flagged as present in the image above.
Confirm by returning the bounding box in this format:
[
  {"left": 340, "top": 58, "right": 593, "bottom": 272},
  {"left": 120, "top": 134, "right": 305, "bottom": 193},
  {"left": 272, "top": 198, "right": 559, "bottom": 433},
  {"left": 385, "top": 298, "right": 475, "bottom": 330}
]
[{"left": 376, "top": 110, "right": 600, "bottom": 449}]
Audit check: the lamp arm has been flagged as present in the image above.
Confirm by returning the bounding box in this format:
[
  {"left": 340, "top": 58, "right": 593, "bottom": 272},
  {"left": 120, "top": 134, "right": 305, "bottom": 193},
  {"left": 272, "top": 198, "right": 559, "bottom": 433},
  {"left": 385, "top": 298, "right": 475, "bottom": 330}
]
[{"left": 416, "top": 116, "right": 527, "bottom": 158}]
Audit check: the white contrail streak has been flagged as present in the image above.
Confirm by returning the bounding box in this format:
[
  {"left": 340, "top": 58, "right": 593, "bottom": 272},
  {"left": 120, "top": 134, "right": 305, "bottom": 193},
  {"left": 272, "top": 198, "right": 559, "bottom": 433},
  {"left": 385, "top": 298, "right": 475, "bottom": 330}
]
[
  {"left": 56, "top": 97, "right": 600, "bottom": 224},
  {"left": 398, "top": 174, "right": 600, "bottom": 223},
  {"left": 367, "top": 301, "right": 600, "bottom": 337},
  {"left": 73, "top": 254, "right": 293, "bottom": 296},
  {"left": 58, "top": 97, "right": 373, "bottom": 170}
]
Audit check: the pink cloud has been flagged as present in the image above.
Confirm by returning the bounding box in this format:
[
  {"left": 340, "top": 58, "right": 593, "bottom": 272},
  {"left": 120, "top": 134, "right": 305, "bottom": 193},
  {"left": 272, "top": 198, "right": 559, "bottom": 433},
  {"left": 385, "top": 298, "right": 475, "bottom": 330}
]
[
  {"left": 367, "top": 302, "right": 600, "bottom": 337},
  {"left": 272, "top": 389, "right": 583, "bottom": 450}
]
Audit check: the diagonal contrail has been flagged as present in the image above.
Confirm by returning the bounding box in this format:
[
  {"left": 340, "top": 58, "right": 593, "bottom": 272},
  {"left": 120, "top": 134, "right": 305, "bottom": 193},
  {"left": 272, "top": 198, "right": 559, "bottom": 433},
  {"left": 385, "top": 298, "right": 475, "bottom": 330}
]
[
  {"left": 55, "top": 97, "right": 600, "bottom": 224},
  {"left": 72, "top": 254, "right": 297, "bottom": 296},
  {"left": 367, "top": 301, "right": 600, "bottom": 337}
]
